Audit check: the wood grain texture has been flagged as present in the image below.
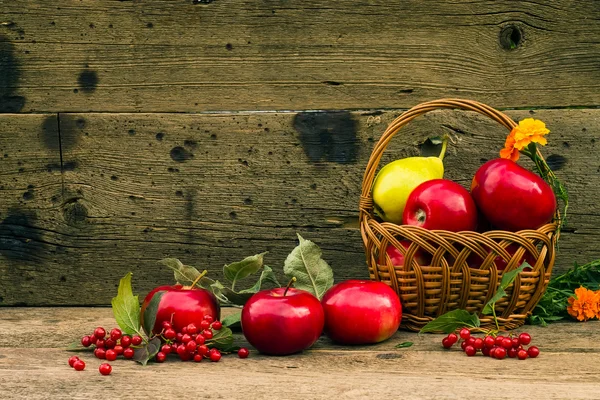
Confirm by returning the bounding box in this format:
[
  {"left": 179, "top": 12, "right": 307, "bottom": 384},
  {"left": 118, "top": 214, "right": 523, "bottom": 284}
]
[
  {"left": 1, "top": 0, "right": 600, "bottom": 112},
  {"left": 0, "top": 108, "right": 598, "bottom": 305},
  {"left": 0, "top": 308, "right": 600, "bottom": 400}
]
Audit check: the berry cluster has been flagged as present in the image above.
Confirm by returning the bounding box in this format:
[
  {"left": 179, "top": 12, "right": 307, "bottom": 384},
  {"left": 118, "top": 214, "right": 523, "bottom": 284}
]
[
  {"left": 81, "top": 326, "right": 140, "bottom": 362},
  {"left": 442, "top": 328, "right": 540, "bottom": 360}
]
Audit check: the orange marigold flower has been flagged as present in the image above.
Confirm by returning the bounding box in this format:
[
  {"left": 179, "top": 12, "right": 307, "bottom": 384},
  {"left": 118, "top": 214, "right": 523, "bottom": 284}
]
[
  {"left": 567, "top": 286, "right": 600, "bottom": 321},
  {"left": 499, "top": 131, "right": 520, "bottom": 161},
  {"left": 512, "top": 118, "right": 550, "bottom": 150}
]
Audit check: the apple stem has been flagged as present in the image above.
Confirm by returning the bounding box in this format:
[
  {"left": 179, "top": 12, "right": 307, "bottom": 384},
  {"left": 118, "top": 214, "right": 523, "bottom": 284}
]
[
  {"left": 189, "top": 270, "right": 208, "bottom": 290},
  {"left": 438, "top": 135, "right": 448, "bottom": 161},
  {"left": 283, "top": 277, "right": 297, "bottom": 296}
]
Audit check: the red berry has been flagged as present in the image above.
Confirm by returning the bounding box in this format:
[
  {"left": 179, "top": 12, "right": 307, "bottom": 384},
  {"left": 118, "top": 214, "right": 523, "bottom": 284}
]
[
  {"left": 81, "top": 336, "right": 92, "bottom": 347},
  {"left": 162, "top": 321, "right": 172, "bottom": 330},
  {"left": 110, "top": 328, "right": 122, "bottom": 341},
  {"left": 460, "top": 340, "right": 468, "bottom": 351},
  {"left": 507, "top": 347, "right": 518, "bottom": 358},
  {"left": 68, "top": 356, "right": 80, "bottom": 367},
  {"left": 527, "top": 346, "right": 540, "bottom": 358},
  {"left": 501, "top": 338, "right": 513, "bottom": 349},
  {"left": 164, "top": 329, "right": 176, "bottom": 340},
  {"left": 176, "top": 333, "right": 183, "bottom": 342},
  {"left": 73, "top": 359, "right": 86, "bottom": 371},
  {"left": 195, "top": 335, "right": 205, "bottom": 345},
  {"left": 181, "top": 334, "right": 192, "bottom": 343},
  {"left": 186, "top": 340, "right": 197, "bottom": 353},
  {"left": 94, "top": 327, "right": 106, "bottom": 339},
  {"left": 105, "top": 349, "right": 117, "bottom": 361},
  {"left": 131, "top": 335, "right": 142, "bottom": 346},
  {"left": 211, "top": 321, "right": 223, "bottom": 331},
  {"left": 512, "top": 338, "right": 520, "bottom": 348},
  {"left": 517, "top": 349, "right": 528, "bottom": 360},
  {"left": 495, "top": 336, "right": 505, "bottom": 347},
  {"left": 187, "top": 324, "right": 198, "bottom": 335},
  {"left": 114, "top": 345, "right": 124, "bottom": 355},
  {"left": 179, "top": 351, "right": 192, "bottom": 361},
  {"left": 176, "top": 344, "right": 187, "bottom": 356},
  {"left": 120, "top": 336, "right": 131, "bottom": 348},
  {"left": 495, "top": 347, "right": 507, "bottom": 360},
  {"left": 519, "top": 332, "right": 532, "bottom": 346},
  {"left": 197, "top": 344, "right": 209, "bottom": 356},
  {"left": 481, "top": 346, "right": 491, "bottom": 357},
  {"left": 123, "top": 348, "right": 134, "bottom": 359},
  {"left": 459, "top": 328, "right": 471, "bottom": 340},
  {"left": 466, "top": 337, "right": 476, "bottom": 347},
  {"left": 161, "top": 344, "right": 172, "bottom": 355},
  {"left": 473, "top": 338, "right": 484, "bottom": 350},
  {"left": 202, "top": 329, "right": 213, "bottom": 340},
  {"left": 489, "top": 347, "right": 497, "bottom": 358},
  {"left": 181, "top": 326, "right": 188, "bottom": 334},
  {"left": 464, "top": 345, "right": 476, "bottom": 357},
  {"left": 156, "top": 352, "right": 167, "bottom": 363},
  {"left": 90, "top": 335, "right": 98, "bottom": 344},
  {"left": 203, "top": 315, "right": 214, "bottom": 323},
  {"left": 442, "top": 337, "right": 453, "bottom": 349},
  {"left": 95, "top": 339, "right": 106, "bottom": 349},
  {"left": 200, "top": 320, "right": 211, "bottom": 330},
  {"left": 193, "top": 354, "right": 203, "bottom": 362},
  {"left": 94, "top": 348, "right": 106, "bottom": 359},
  {"left": 99, "top": 363, "right": 112, "bottom": 375},
  {"left": 484, "top": 336, "right": 495, "bottom": 348},
  {"left": 238, "top": 347, "right": 250, "bottom": 359},
  {"left": 104, "top": 339, "right": 116, "bottom": 349},
  {"left": 447, "top": 333, "right": 458, "bottom": 345},
  {"left": 209, "top": 350, "right": 221, "bottom": 362}
]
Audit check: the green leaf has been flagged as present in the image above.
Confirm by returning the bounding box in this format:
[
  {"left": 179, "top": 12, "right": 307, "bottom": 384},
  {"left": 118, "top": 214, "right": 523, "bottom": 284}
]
[
  {"left": 66, "top": 342, "right": 94, "bottom": 352},
  {"left": 223, "top": 252, "right": 268, "bottom": 289},
  {"left": 159, "top": 258, "right": 202, "bottom": 286},
  {"left": 132, "top": 337, "right": 161, "bottom": 366},
  {"left": 283, "top": 234, "right": 334, "bottom": 299},
  {"left": 142, "top": 290, "right": 166, "bottom": 336},
  {"left": 419, "top": 309, "right": 480, "bottom": 334},
  {"left": 482, "top": 263, "right": 528, "bottom": 315},
  {"left": 220, "top": 287, "right": 254, "bottom": 305},
  {"left": 239, "top": 265, "right": 281, "bottom": 294},
  {"left": 221, "top": 312, "right": 241, "bottom": 329},
  {"left": 111, "top": 273, "right": 143, "bottom": 336},
  {"left": 207, "top": 326, "right": 234, "bottom": 350},
  {"left": 395, "top": 342, "right": 413, "bottom": 348}
]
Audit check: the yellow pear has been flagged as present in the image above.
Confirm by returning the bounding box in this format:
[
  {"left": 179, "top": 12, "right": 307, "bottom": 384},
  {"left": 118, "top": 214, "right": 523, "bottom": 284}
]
[{"left": 372, "top": 141, "right": 446, "bottom": 224}]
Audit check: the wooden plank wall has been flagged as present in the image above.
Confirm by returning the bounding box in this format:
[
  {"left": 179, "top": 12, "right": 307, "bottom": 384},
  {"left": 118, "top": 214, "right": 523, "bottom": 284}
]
[{"left": 0, "top": 0, "right": 599, "bottom": 305}]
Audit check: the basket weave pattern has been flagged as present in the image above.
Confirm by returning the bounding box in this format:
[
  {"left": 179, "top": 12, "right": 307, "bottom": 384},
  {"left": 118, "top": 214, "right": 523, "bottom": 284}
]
[{"left": 359, "top": 99, "right": 559, "bottom": 332}]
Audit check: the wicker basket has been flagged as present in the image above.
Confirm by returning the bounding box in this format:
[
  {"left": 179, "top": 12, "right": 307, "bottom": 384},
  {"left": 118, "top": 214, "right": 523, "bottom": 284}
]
[{"left": 358, "top": 98, "right": 560, "bottom": 332}]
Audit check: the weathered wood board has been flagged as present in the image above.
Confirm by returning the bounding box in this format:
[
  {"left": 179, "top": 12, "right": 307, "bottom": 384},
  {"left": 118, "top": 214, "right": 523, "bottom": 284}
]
[
  {"left": 1, "top": 307, "right": 599, "bottom": 400},
  {"left": 1, "top": 0, "right": 600, "bottom": 112},
  {"left": 0, "top": 109, "right": 597, "bottom": 305}
]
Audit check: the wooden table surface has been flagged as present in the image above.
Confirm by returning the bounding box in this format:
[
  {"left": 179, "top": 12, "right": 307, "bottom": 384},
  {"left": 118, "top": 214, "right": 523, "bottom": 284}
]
[{"left": 1, "top": 307, "right": 598, "bottom": 400}]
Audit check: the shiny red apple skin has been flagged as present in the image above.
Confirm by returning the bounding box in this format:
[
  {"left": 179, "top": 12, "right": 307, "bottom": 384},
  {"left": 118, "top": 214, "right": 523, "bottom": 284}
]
[
  {"left": 386, "top": 241, "right": 431, "bottom": 267},
  {"left": 403, "top": 179, "right": 478, "bottom": 232},
  {"left": 140, "top": 285, "right": 220, "bottom": 335},
  {"left": 241, "top": 288, "right": 324, "bottom": 356},
  {"left": 471, "top": 159, "right": 556, "bottom": 232},
  {"left": 321, "top": 280, "right": 402, "bottom": 345}
]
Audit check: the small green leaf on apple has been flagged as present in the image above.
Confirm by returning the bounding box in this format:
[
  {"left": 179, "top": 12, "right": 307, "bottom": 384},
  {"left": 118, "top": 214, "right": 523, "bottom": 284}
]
[
  {"left": 283, "top": 234, "right": 334, "bottom": 299},
  {"left": 141, "top": 290, "right": 166, "bottom": 336},
  {"left": 419, "top": 309, "right": 481, "bottom": 334},
  {"left": 238, "top": 265, "right": 281, "bottom": 294},
  {"left": 223, "top": 252, "right": 268, "bottom": 290},
  {"left": 111, "top": 272, "right": 144, "bottom": 337},
  {"left": 395, "top": 341, "right": 413, "bottom": 348},
  {"left": 132, "top": 337, "right": 161, "bottom": 366}
]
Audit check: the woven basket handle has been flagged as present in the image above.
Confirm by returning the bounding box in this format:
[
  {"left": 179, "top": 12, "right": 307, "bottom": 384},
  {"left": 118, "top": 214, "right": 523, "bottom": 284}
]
[{"left": 358, "top": 98, "right": 517, "bottom": 215}]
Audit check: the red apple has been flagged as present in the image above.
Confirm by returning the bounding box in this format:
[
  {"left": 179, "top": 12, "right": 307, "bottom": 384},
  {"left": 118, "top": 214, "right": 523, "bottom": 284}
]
[
  {"left": 403, "top": 179, "right": 478, "bottom": 232},
  {"left": 140, "top": 285, "right": 220, "bottom": 335},
  {"left": 241, "top": 287, "right": 324, "bottom": 356},
  {"left": 471, "top": 159, "right": 556, "bottom": 231},
  {"left": 386, "top": 240, "right": 431, "bottom": 267},
  {"left": 321, "top": 280, "right": 401, "bottom": 345},
  {"left": 467, "top": 243, "right": 536, "bottom": 271}
]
